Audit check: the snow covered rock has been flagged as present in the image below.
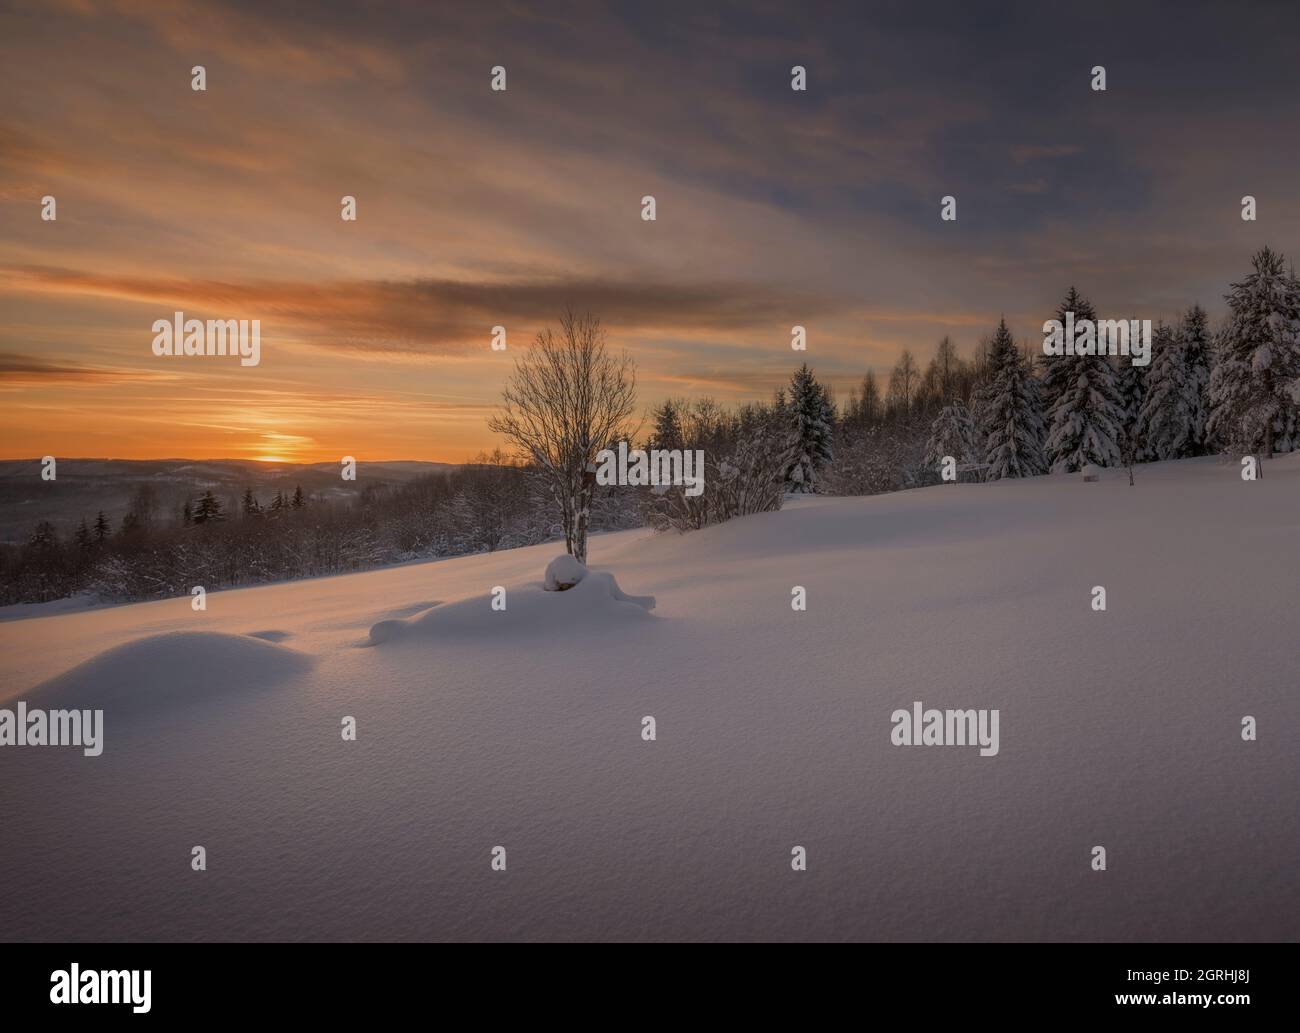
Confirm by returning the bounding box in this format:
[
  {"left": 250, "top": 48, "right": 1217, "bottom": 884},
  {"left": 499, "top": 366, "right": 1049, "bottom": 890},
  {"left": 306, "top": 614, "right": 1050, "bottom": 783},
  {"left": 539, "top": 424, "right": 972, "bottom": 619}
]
[
  {"left": 544, "top": 554, "right": 587, "bottom": 591},
  {"left": 1081, "top": 463, "right": 1101, "bottom": 482}
]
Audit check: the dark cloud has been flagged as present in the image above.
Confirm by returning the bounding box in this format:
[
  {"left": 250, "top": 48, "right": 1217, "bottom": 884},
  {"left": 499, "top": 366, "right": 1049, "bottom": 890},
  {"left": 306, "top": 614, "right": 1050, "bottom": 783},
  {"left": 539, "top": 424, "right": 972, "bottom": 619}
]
[
  {"left": 3, "top": 265, "right": 848, "bottom": 355},
  {"left": 0, "top": 353, "right": 161, "bottom": 383}
]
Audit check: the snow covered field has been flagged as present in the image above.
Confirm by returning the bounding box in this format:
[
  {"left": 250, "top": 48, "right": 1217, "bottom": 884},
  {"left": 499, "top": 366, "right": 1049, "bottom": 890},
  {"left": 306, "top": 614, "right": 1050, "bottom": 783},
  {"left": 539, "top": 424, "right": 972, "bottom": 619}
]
[{"left": 1, "top": 455, "right": 1296, "bottom": 941}]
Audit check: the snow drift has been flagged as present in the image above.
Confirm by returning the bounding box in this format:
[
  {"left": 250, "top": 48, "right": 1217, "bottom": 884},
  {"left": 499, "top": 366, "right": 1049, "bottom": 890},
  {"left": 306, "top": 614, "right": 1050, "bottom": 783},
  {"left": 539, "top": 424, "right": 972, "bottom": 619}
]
[
  {"left": 20, "top": 630, "right": 313, "bottom": 716},
  {"left": 366, "top": 569, "right": 655, "bottom": 645},
  {"left": 1, "top": 454, "right": 1296, "bottom": 942}
]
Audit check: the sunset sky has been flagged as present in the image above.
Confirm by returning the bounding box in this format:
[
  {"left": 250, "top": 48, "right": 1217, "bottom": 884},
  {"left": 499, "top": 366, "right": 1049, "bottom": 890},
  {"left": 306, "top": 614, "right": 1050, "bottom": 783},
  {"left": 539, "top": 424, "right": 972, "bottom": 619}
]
[{"left": 2, "top": 0, "right": 1297, "bottom": 462}]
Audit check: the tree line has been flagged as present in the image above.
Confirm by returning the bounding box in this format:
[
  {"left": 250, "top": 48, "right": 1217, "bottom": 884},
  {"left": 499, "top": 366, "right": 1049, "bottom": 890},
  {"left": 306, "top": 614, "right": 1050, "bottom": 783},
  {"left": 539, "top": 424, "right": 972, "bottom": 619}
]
[{"left": 3, "top": 247, "right": 1296, "bottom": 605}]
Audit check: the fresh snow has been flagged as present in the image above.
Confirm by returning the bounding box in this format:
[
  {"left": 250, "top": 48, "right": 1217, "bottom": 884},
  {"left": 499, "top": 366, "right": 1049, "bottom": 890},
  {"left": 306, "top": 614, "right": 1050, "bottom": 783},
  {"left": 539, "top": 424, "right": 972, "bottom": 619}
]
[
  {"left": 543, "top": 553, "right": 588, "bottom": 592},
  {"left": 367, "top": 569, "right": 654, "bottom": 645},
  {"left": 1, "top": 456, "right": 1297, "bottom": 941}
]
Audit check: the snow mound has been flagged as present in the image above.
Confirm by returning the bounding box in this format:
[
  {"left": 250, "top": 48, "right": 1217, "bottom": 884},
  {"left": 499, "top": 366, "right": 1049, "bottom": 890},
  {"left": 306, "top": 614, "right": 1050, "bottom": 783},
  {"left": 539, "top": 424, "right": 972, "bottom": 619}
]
[
  {"left": 544, "top": 554, "right": 587, "bottom": 591},
  {"left": 367, "top": 570, "right": 655, "bottom": 645},
  {"left": 1081, "top": 463, "right": 1102, "bottom": 481},
  {"left": 23, "top": 631, "right": 313, "bottom": 715}
]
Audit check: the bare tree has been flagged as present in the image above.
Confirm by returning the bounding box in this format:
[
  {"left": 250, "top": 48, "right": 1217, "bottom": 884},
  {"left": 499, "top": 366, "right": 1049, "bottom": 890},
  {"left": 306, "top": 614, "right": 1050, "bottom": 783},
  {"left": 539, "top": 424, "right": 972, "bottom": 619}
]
[
  {"left": 488, "top": 310, "right": 637, "bottom": 564},
  {"left": 887, "top": 349, "right": 919, "bottom": 422}
]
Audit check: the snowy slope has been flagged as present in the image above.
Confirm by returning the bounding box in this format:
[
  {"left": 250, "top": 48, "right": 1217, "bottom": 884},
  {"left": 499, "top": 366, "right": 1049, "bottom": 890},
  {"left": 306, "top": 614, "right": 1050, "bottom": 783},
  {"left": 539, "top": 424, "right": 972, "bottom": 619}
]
[{"left": 1, "top": 455, "right": 1297, "bottom": 942}]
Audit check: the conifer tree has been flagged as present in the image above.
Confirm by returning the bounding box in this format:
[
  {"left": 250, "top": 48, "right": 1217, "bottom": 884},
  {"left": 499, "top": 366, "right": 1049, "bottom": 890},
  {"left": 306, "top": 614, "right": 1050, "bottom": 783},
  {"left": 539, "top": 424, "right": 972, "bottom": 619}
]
[
  {"left": 1207, "top": 247, "right": 1300, "bottom": 459},
  {"left": 649, "top": 399, "right": 684, "bottom": 450},
  {"left": 785, "top": 363, "right": 835, "bottom": 492},
  {"left": 924, "top": 401, "right": 981, "bottom": 480},
  {"left": 1113, "top": 340, "right": 1146, "bottom": 460},
  {"left": 1044, "top": 294, "right": 1126, "bottom": 473},
  {"left": 977, "top": 318, "right": 1046, "bottom": 479},
  {"left": 1038, "top": 286, "right": 1097, "bottom": 416},
  {"left": 1137, "top": 322, "right": 1193, "bottom": 460},
  {"left": 193, "top": 490, "right": 224, "bottom": 524},
  {"left": 1179, "top": 304, "right": 1213, "bottom": 453}
]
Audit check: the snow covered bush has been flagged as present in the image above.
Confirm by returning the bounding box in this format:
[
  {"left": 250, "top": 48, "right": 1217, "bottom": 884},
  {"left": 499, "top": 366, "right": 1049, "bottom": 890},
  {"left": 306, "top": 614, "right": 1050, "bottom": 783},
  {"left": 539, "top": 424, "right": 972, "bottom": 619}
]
[
  {"left": 923, "top": 401, "right": 982, "bottom": 482},
  {"left": 544, "top": 554, "right": 587, "bottom": 591},
  {"left": 642, "top": 398, "right": 793, "bottom": 533},
  {"left": 821, "top": 421, "right": 927, "bottom": 495}
]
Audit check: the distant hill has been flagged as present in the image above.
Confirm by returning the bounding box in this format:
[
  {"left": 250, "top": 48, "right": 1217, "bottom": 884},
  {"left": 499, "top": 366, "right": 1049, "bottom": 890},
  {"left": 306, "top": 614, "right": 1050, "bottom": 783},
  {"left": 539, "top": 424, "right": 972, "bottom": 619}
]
[{"left": 0, "top": 458, "right": 457, "bottom": 545}]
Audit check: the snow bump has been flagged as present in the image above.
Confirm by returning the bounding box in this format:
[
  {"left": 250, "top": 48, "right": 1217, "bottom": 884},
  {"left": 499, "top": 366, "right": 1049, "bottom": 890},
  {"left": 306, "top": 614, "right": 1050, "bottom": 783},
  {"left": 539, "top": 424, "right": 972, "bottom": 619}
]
[
  {"left": 24, "top": 631, "right": 314, "bottom": 715},
  {"left": 366, "top": 569, "right": 655, "bottom": 646}
]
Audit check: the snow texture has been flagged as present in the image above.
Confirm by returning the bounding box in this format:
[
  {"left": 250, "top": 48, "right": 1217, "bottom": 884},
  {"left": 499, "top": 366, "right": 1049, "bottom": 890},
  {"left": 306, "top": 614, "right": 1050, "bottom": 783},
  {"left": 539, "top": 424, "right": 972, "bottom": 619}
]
[
  {"left": 367, "top": 570, "right": 654, "bottom": 645},
  {"left": 1, "top": 457, "right": 1297, "bottom": 941}
]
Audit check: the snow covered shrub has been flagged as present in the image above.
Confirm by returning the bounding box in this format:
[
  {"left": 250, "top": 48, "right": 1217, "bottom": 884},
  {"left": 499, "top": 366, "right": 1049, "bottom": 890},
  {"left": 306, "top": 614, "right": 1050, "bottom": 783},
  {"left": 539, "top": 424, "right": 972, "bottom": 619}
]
[
  {"left": 642, "top": 398, "right": 793, "bottom": 532},
  {"left": 923, "top": 402, "right": 982, "bottom": 482},
  {"left": 822, "top": 422, "right": 927, "bottom": 496},
  {"left": 544, "top": 554, "right": 587, "bottom": 591},
  {"left": 706, "top": 408, "right": 795, "bottom": 520}
]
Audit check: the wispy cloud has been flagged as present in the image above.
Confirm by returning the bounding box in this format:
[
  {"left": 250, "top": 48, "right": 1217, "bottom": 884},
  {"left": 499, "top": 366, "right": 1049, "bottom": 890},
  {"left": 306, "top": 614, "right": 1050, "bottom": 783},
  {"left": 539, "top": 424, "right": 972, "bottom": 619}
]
[
  {"left": 2, "top": 0, "right": 1299, "bottom": 460},
  {"left": 2, "top": 265, "right": 849, "bottom": 354},
  {"left": 0, "top": 353, "right": 175, "bottom": 385}
]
